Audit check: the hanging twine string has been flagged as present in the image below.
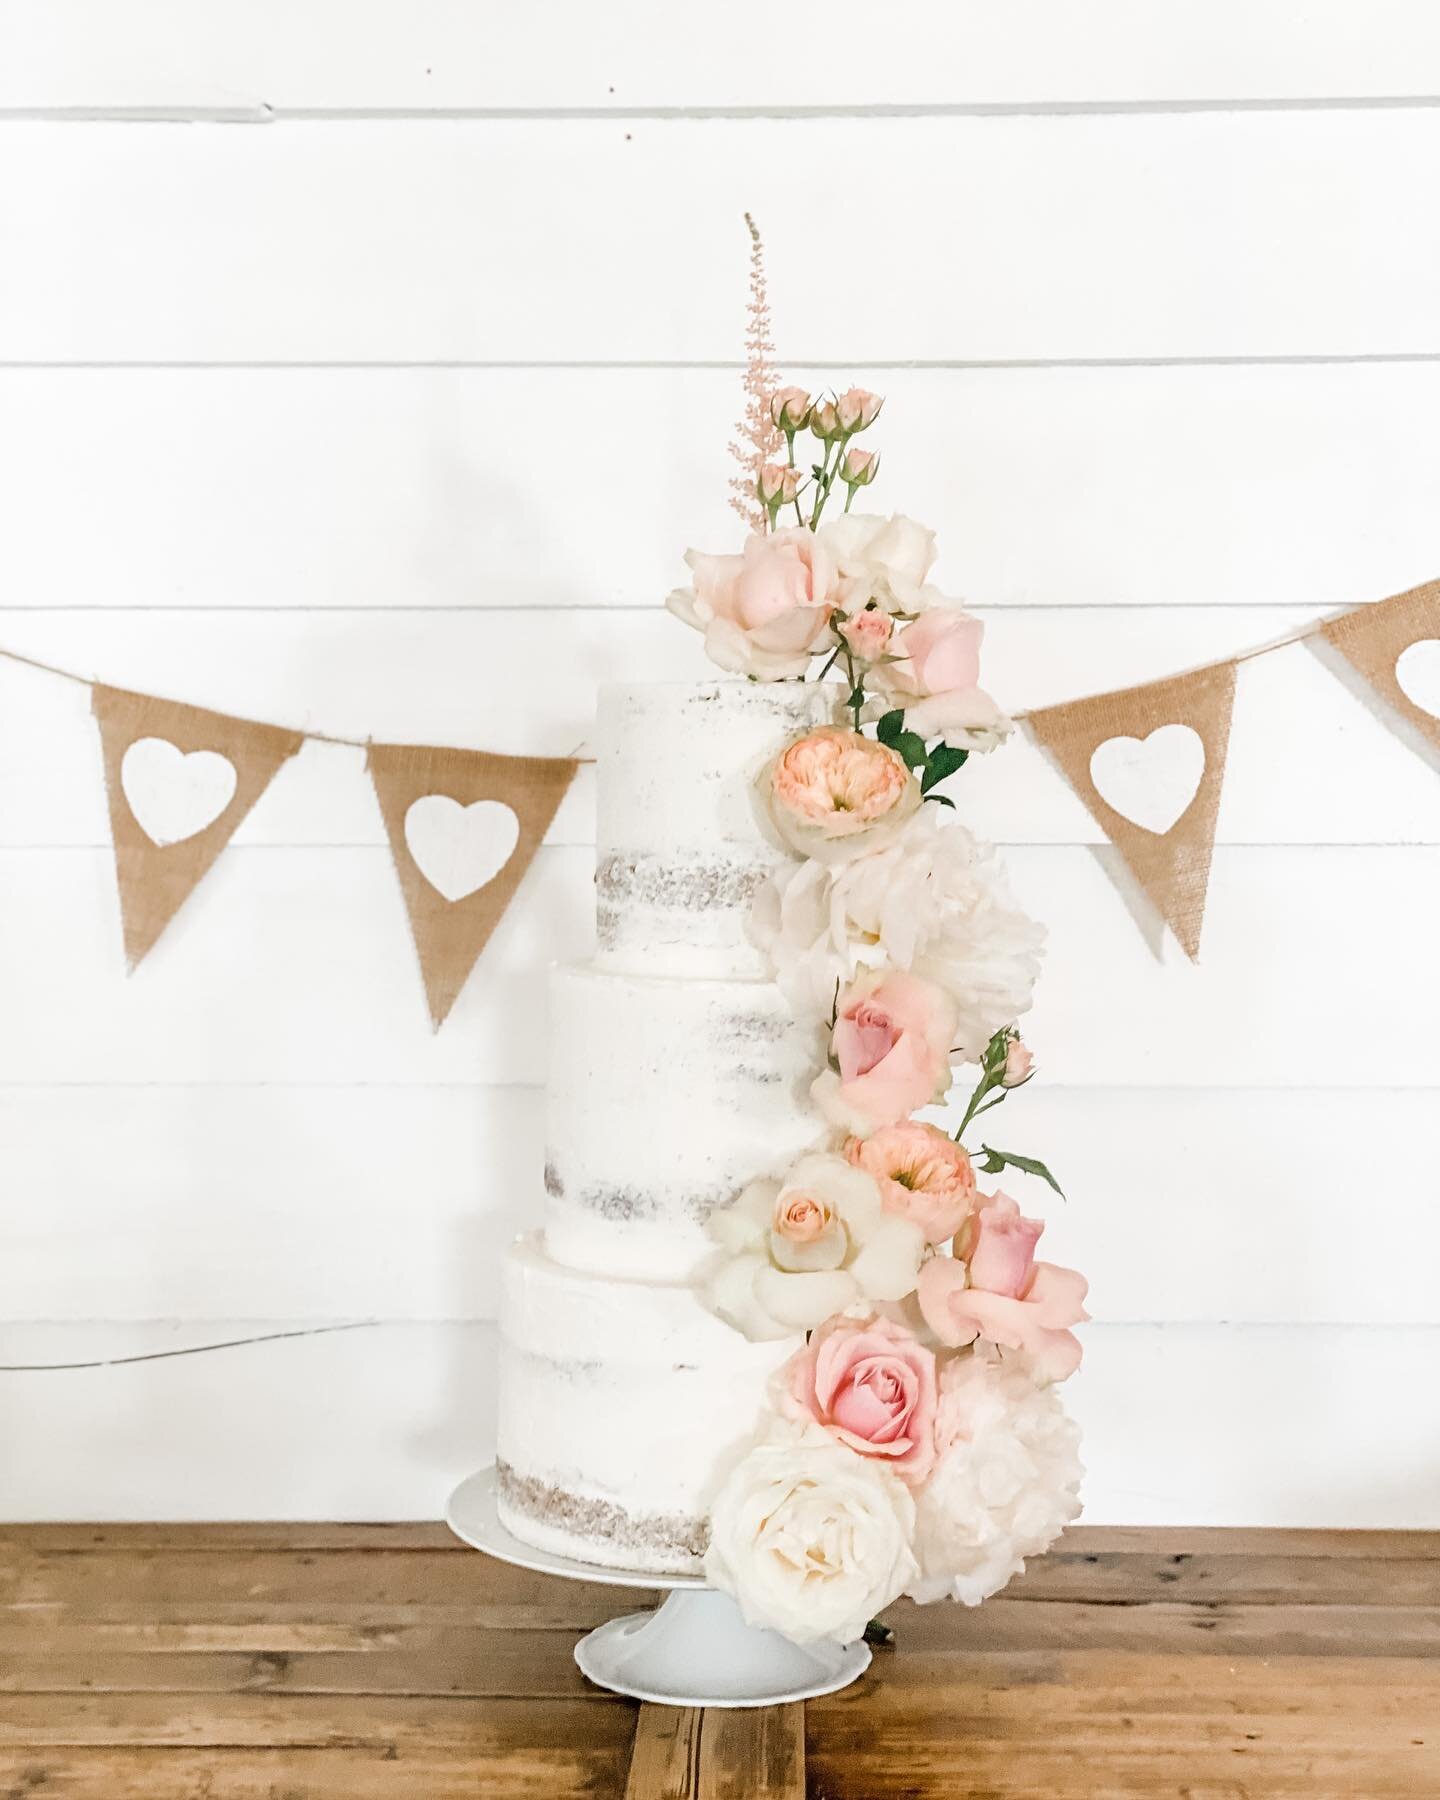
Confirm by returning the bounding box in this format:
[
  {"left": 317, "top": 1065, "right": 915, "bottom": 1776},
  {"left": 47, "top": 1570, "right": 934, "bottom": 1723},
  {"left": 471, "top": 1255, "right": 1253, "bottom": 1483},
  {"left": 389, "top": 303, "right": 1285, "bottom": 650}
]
[{"left": 0, "top": 610, "right": 1342, "bottom": 749}]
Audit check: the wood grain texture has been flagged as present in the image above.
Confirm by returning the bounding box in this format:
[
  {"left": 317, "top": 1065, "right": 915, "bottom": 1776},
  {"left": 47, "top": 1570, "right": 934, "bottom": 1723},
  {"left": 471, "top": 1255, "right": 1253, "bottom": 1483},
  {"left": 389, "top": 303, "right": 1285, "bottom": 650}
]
[
  {"left": 10, "top": 0, "right": 1440, "bottom": 111},
  {"left": 10, "top": 114, "right": 1440, "bottom": 362},
  {"left": 0, "top": 1525, "right": 1434, "bottom": 1800}
]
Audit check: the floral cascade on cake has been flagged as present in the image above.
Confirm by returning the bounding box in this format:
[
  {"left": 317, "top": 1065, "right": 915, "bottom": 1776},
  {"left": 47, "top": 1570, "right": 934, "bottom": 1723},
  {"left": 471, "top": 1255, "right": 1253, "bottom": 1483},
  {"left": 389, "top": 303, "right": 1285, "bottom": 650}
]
[{"left": 671, "top": 386, "right": 1089, "bottom": 1647}]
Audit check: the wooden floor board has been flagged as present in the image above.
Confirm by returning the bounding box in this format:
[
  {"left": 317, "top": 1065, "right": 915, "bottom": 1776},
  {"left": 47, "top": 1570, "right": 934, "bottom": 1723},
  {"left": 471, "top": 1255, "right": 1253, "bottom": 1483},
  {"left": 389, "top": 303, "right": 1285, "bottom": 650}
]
[{"left": 0, "top": 1526, "right": 1433, "bottom": 1799}]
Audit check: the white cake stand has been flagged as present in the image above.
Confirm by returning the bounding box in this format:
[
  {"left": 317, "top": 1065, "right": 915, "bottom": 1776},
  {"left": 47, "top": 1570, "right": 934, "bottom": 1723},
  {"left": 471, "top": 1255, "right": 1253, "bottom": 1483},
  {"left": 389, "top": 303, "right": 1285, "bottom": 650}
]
[{"left": 446, "top": 1467, "right": 871, "bottom": 1708}]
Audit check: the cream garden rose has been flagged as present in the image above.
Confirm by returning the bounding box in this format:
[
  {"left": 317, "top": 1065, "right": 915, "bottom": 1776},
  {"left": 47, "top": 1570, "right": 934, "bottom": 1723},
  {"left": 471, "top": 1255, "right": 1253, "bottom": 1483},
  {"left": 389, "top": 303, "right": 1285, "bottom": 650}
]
[
  {"left": 907, "top": 1347, "right": 1083, "bottom": 1607},
  {"left": 817, "top": 511, "right": 939, "bottom": 616},
  {"left": 707, "top": 1151, "right": 926, "bottom": 1341},
  {"left": 759, "top": 725, "right": 921, "bottom": 864},
  {"left": 751, "top": 803, "right": 1044, "bottom": 1061},
  {"left": 667, "top": 526, "right": 838, "bottom": 680},
  {"left": 704, "top": 1428, "right": 918, "bottom": 1645}
]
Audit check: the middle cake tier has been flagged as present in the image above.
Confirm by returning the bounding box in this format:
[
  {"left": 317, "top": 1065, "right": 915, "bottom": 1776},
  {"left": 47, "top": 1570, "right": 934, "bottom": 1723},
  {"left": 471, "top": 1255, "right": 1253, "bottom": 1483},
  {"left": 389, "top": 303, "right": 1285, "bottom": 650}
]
[{"left": 543, "top": 961, "right": 823, "bottom": 1281}]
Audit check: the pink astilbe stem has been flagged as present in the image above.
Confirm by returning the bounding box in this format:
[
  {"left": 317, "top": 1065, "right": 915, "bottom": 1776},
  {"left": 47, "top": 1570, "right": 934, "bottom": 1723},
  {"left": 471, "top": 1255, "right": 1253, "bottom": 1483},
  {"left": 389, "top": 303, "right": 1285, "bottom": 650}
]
[{"left": 727, "top": 212, "right": 784, "bottom": 530}]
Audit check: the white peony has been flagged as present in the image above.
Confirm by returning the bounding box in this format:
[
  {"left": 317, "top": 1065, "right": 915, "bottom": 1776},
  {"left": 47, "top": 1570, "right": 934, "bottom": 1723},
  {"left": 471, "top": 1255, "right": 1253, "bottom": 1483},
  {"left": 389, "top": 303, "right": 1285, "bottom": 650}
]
[
  {"left": 816, "top": 511, "right": 940, "bottom": 615},
  {"left": 708, "top": 1152, "right": 926, "bottom": 1341},
  {"left": 907, "top": 1346, "right": 1083, "bottom": 1607},
  {"left": 705, "top": 1427, "right": 919, "bottom": 1645},
  {"left": 751, "top": 804, "right": 1045, "bottom": 1062}
]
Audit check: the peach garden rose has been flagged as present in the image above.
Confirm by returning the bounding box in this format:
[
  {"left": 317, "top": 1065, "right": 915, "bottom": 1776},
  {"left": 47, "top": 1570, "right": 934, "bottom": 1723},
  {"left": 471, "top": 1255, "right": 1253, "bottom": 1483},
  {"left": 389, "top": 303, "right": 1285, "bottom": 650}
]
[
  {"left": 812, "top": 967, "right": 959, "bottom": 1137},
  {"left": 845, "top": 1121, "right": 977, "bottom": 1244},
  {"left": 760, "top": 725, "right": 921, "bottom": 865}
]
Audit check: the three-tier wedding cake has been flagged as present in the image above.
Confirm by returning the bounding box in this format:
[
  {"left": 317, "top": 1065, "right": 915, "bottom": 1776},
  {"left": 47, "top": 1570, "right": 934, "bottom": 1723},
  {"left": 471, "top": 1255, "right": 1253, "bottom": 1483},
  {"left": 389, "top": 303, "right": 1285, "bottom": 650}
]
[
  {"left": 496, "top": 682, "right": 834, "bottom": 1572},
  {"left": 496, "top": 384, "right": 1087, "bottom": 1647}
]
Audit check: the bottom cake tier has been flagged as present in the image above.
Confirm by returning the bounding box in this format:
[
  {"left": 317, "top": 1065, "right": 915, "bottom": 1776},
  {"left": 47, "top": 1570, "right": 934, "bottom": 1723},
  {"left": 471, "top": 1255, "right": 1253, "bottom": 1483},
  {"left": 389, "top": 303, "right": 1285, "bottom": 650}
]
[{"left": 496, "top": 1232, "right": 798, "bottom": 1574}]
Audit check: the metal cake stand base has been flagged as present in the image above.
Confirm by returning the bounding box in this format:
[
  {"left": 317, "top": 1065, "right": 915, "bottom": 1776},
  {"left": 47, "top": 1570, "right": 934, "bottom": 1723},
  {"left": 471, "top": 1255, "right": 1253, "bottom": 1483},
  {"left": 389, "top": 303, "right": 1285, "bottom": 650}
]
[{"left": 446, "top": 1468, "right": 871, "bottom": 1708}]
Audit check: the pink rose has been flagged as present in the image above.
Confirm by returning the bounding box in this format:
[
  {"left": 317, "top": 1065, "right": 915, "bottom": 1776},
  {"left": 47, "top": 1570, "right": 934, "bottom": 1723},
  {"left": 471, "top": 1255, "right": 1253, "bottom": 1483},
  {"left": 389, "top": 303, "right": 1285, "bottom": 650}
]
[
  {"left": 764, "top": 725, "right": 921, "bottom": 862},
  {"left": 781, "top": 1312, "right": 937, "bottom": 1481},
  {"left": 891, "top": 608, "right": 984, "bottom": 699},
  {"left": 758, "top": 463, "right": 803, "bottom": 506},
  {"left": 836, "top": 387, "right": 885, "bottom": 432},
  {"left": 844, "top": 1122, "right": 977, "bottom": 1244},
  {"left": 838, "top": 607, "right": 894, "bottom": 663},
  {"left": 918, "top": 1194, "right": 1089, "bottom": 1382},
  {"left": 772, "top": 1185, "right": 835, "bottom": 1246},
  {"left": 669, "top": 527, "right": 838, "bottom": 680},
  {"left": 814, "top": 968, "right": 958, "bottom": 1136},
  {"left": 1002, "top": 1037, "right": 1035, "bottom": 1088},
  {"left": 769, "top": 386, "right": 813, "bottom": 432},
  {"left": 841, "top": 447, "right": 880, "bottom": 487}
]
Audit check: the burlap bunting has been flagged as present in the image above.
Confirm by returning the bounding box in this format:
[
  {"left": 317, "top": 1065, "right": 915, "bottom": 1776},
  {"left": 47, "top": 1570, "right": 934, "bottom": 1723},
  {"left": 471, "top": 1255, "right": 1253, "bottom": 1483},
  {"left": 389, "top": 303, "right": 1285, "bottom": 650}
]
[
  {"left": 1318, "top": 578, "right": 1440, "bottom": 758},
  {"left": 367, "top": 742, "right": 578, "bottom": 1029},
  {"left": 1026, "top": 662, "right": 1237, "bottom": 961},
  {"left": 92, "top": 684, "right": 304, "bottom": 968}
]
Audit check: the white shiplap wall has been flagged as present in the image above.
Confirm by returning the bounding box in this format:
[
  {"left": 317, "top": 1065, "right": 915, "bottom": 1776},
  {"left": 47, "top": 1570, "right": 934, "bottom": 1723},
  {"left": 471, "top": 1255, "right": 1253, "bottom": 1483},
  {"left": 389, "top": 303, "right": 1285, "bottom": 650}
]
[{"left": 1, "top": 3, "right": 1438, "bottom": 1524}]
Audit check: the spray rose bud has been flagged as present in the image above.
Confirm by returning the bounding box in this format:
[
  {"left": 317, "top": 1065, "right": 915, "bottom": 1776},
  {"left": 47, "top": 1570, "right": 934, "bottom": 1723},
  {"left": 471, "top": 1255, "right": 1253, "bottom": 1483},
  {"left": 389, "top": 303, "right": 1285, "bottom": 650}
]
[
  {"left": 836, "top": 387, "right": 885, "bottom": 432},
  {"left": 810, "top": 399, "right": 842, "bottom": 441},
  {"left": 839, "top": 606, "right": 894, "bottom": 663},
  {"left": 841, "top": 447, "right": 880, "bottom": 487},
  {"left": 757, "top": 463, "right": 789, "bottom": 506},
  {"left": 770, "top": 386, "right": 813, "bottom": 433},
  {"left": 1001, "top": 1036, "right": 1035, "bottom": 1088}
]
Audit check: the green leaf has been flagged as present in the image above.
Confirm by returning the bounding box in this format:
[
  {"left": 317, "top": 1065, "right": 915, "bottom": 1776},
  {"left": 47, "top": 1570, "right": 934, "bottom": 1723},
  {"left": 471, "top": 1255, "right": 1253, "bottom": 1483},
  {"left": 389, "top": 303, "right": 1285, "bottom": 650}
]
[
  {"left": 926, "top": 792, "right": 956, "bottom": 808},
  {"left": 847, "top": 686, "right": 866, "bottom": 712},
  {"left": 977, "top": 1144, "right": 1066, "bottom": 1199},
  {"left": 920, "top": 743, "right": 969, "bottom": 792},
  {"left": 894, "top": 730, "right": 928, "bottom": 769},
  {"left": 876, "top": 709, "right": 905, "bottom": 745}
]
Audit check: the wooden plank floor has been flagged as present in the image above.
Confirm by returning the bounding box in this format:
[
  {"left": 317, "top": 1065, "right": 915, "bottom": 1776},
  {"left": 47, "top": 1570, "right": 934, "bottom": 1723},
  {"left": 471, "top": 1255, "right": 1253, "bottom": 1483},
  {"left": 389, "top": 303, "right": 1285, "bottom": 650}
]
[{"left": 0, "top": 1523, "right": 1435, "bottom": 1798}]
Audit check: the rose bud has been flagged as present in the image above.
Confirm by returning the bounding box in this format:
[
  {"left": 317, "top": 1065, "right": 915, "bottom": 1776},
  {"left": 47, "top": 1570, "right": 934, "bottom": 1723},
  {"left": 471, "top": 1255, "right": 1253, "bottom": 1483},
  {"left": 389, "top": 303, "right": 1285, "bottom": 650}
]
[
  {"left": 1001, "top": 1036, "right": 1035, "bottom": 1087},
  {"left": 839, "top": 607, "right": 894, "bottom": 662},
  {"left": 841, "top": 446, "right": 880, "bottom": 487},
  {"left": 836, "top": 387, "right": 885, "bottom": 432},
  {"left": 769, "top": 385, "right": 813, "bottom": 432},
  {"left": 809, "top": 399, "right": 841, "bottom": 441}
]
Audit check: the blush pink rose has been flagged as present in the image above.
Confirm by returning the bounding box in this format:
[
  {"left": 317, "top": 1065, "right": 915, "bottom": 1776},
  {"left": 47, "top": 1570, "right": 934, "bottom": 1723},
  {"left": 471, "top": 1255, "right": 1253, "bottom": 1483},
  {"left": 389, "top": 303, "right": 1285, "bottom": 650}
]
[
  {"left": 814, "top": 968, "right": 958, "bottom": 1136},
  {"left": 781, "top": 1312, "right": 937, "bottom": 1481},
  {"left": 918, "top": 1194, "right": 1089, "bottom": 1382},
  {"left": 764, "top": 725, "right": 921, "bottom": 862},
  {"left": 844, "top": 1122, "right": 977, "bottom": 1244},
  {"left": 838, "top": 607, "right": 894, "bottom": 663},
  {"left": 891, "top": 608, "right": 984, "bottom": 699},
  {"left": 835, "top": 386, "right": 885, "bottom": 431},
  {"left": 1002, "top": 1037, "right": 1035, "bottom": 1087},
  {"left": 670, "top": 526, "right": 838, "bottom": 679}
]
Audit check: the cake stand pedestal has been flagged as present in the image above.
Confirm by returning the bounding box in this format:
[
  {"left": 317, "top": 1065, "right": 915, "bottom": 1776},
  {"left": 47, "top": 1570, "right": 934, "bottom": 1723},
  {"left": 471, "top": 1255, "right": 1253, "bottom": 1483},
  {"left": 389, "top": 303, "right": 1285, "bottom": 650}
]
[{"left": 446, "top": 1468, "right": 871, "bottom": 1708}]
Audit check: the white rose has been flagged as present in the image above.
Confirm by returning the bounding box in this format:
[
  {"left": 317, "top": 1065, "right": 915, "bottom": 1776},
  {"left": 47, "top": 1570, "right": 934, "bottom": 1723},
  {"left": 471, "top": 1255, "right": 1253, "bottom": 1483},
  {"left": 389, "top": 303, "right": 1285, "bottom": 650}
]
[
  {"left": 902, "top": 685, "right": 1014, "bottom": 752},
  {"left": 705, "top": 1428, "right": 919, "bottom": 1645},
  {"left": 751, "top": 804, "right": 1045, "bottom": 1062},
  {"left": 708, "top": 1152, "right": 926, "bottom": 1341},
  {"left": 907, "top": 1347, "right": 1083, "bottom": 1607},
  {"left": 816, "top": 512, "right": 938, "bottom": 615}
]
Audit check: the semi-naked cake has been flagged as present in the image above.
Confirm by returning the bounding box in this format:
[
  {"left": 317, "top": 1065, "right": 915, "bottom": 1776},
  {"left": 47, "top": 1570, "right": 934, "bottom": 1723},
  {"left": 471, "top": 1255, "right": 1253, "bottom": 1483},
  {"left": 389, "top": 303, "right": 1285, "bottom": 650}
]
[{"left": 495, "top": 680, "right": 838, "bottom": 1573}]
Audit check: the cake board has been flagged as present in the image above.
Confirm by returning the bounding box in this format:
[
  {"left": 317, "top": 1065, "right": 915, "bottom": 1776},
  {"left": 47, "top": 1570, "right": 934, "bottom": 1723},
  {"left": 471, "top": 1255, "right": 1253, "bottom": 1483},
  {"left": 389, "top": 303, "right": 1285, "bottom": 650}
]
[{"left": 446, "top": 1468, "right": 871, "bottom": 1708}]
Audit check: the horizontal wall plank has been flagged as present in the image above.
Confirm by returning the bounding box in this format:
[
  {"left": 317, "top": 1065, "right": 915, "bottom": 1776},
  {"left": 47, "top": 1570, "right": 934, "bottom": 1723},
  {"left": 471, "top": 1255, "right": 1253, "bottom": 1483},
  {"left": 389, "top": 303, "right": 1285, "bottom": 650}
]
[
  {"left": 0, "top": 1320, "right": 1434, "bottom": 1525},
  {"left": 3, "top": 607, "right": 1438, "bottom": 850},
  {"left": 0, "top": 843, "right": 1434, "bottom": 1088},
  {"left": 8, "top": 114, "right": 1440, "bottom": 360},
  {"left": 0, "top": 1085, "right": 1434, "bottom": 1325},
  {"left": 3, "top": 364, "right": 1438, "bottom": 616},
  {"left": 6, "top": 2, "right": 1440, "bottom": 112}
]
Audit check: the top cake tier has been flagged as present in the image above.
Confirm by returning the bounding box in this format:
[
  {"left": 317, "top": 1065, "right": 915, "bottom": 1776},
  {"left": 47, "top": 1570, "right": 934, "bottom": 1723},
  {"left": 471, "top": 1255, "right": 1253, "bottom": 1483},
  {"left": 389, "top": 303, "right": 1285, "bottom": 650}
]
[{"left": 595, "top": 681, "right": 839, "bottom": 978}]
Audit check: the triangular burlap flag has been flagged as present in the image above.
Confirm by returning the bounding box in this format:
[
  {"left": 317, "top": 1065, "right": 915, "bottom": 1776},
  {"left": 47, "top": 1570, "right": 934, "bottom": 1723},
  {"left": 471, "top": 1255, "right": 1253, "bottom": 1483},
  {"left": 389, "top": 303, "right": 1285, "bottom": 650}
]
[
  {"left": 1318, "top": 579, "right": 1440, "bottom": 758},
  {"left": 1026, "top": 661, "right": 1237, "bottom": 961},
  {"left": 92, "top": 684, "right": 304, "bottom": 968},
  {"left": 367, "top": 742, "right": 578, "bottom": 1029}
]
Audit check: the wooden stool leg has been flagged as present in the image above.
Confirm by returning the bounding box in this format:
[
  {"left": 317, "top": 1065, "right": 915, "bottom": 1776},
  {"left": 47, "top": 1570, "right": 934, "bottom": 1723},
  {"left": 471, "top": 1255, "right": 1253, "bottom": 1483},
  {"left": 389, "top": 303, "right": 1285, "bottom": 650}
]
[{"left": 624, "top": 1702, "right": 806, "bottom": 1800}]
